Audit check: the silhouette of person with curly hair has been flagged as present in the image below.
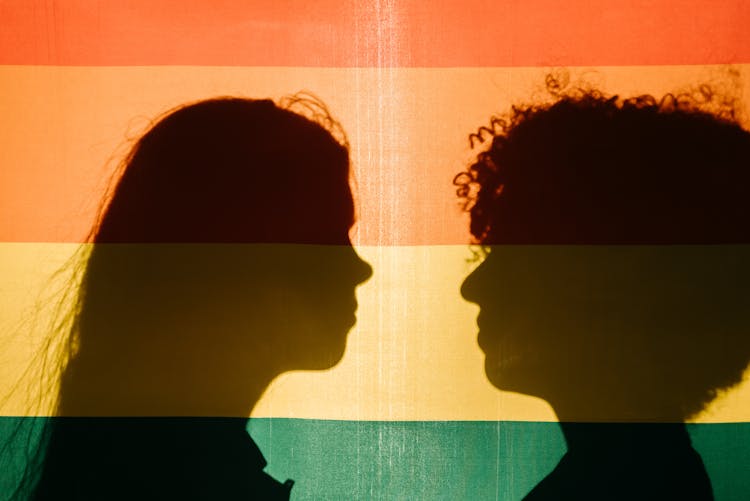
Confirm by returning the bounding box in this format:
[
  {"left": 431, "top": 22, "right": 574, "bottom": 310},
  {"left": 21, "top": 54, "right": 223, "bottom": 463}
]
[
  {"left": 24, "top": 96, "right": 372, "bottom": 500},
  {"left": 456, "top": 87, "right": 750, "bottom": 500}
]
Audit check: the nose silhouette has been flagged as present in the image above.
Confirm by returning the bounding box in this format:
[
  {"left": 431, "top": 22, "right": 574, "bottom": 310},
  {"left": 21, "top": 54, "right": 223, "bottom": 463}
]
[
  {"left": 354, "top": 252, "right": 373, "bottom": 285},
  {"left": 460, "top": 261, "right": 483, "bottom": 303}
]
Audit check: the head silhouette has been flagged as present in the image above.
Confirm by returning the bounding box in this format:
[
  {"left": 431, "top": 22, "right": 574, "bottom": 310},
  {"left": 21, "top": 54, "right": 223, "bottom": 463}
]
[
  {"left": 23, "top": 96, "right": 372, "bottom": 499},
  {"left": 457, "top": 89, "right": 750, "bottom": 422},
  {"left": 55, "top": 97, "right": 373, "bottom": 418}
]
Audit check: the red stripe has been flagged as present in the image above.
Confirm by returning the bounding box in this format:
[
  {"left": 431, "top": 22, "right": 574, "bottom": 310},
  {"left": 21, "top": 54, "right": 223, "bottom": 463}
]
[{"left": 1, "top": 0, "right": 748, "bottom": 67}]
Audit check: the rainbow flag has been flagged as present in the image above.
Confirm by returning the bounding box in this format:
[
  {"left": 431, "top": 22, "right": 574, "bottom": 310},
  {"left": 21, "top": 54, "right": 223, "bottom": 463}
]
[{"left": 1, "top": 1, "right": 749, "bottom": 498}]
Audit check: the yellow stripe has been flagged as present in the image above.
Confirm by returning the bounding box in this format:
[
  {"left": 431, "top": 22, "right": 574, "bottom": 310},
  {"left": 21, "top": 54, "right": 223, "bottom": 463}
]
[{"left": 1, "top": 243, "right": 748, "bottom": 422}]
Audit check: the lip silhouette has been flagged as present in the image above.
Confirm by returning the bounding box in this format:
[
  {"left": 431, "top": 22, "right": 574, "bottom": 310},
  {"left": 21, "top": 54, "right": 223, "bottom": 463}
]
[
  {"left": 347, "top": 305, "right": 358, "bottom": 328},
  {"left": 475, "top": 313, "right": 498, "bottom": 351}
]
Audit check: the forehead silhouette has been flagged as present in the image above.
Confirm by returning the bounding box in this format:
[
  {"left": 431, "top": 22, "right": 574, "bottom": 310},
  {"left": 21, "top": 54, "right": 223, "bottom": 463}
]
[
  {"left": 96, "top": 98, "right": 352, "bottom": 243},
  {"left": 462, "top": 95, "right": 750, "bottom": 244}
]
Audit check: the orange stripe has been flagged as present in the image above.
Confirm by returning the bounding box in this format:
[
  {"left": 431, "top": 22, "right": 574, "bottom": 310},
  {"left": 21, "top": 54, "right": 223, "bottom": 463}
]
[
  {"left": 2, "top": 64, "right": 747, "bottom": 245},
  {"left": 1, "top": 0, "right": 748, "bottom": 66}
]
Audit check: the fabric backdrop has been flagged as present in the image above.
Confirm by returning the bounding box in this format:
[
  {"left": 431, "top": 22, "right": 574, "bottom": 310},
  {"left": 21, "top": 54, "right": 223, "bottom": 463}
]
[{"left": 1, "top": 1, "right": 749, "bottom": 499}]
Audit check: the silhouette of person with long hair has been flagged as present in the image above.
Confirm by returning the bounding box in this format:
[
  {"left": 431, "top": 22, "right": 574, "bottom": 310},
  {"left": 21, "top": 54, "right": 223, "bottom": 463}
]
[
  {"left": 455, "top": 86, "right": 750, "bottom": 500},
  {"left": 23, "top": 96, "right": 372, "bottom": 499}
]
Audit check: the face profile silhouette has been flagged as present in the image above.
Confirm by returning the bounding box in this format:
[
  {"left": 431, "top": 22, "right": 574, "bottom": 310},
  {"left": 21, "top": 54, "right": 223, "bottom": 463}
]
[
  {"left": 26, "top": 96, "right": 372, "bottom": 500},
  {"left": 456, "top": 88, "right": 750, "bottom": 500}
]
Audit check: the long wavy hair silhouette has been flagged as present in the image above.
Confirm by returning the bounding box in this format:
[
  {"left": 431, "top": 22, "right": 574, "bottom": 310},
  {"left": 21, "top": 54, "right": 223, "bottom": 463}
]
[
  {"left": 21, "top": 96, "right": 372, "bottom": 500},
  {"left": 456, "top": 84, "right": 750, "bottom": 500}
]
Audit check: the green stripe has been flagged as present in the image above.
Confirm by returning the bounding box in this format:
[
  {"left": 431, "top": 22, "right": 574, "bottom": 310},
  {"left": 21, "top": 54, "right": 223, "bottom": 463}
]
[{"left": 1, "top": 418, "right": 748, "bottom": 500}]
